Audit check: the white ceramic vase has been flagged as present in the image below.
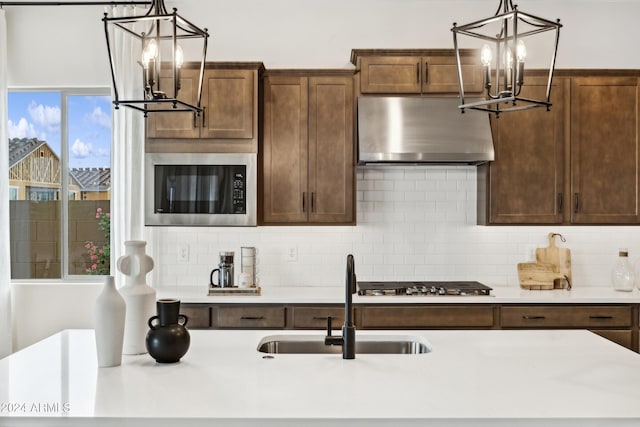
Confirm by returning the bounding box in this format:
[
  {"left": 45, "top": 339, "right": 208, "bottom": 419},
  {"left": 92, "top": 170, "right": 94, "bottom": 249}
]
[
  {"left": 95, "top": 276, "right": 126, "bottom": 367},
  {"left": 117, "top": 240, "right": 156, "bottom": 355}
]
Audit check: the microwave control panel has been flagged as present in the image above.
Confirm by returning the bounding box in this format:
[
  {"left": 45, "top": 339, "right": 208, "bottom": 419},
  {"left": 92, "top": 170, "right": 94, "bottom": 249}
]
[{"left": 233, "top": 172, "right": 246, "bottom": 214}]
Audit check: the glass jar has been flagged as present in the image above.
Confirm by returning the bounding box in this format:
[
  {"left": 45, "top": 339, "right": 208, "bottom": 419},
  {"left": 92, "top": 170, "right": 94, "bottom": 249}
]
[{"left": 612, "top": 248, "right": 635, "bottom": 292}]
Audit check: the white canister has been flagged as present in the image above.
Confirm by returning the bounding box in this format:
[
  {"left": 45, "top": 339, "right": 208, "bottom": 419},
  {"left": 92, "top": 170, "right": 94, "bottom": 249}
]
[{"left": 238, "top": 272, "right": 252, "bottom": 288}]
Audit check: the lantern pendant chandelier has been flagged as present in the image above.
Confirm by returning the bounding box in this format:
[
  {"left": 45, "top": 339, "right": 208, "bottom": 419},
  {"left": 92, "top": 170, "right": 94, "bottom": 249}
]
[
  {"left": 103, "top": 0, "right": 209, "bottom": 116},
  {"left": 451, "top": 0, "right": 562, "bottom": 116}
]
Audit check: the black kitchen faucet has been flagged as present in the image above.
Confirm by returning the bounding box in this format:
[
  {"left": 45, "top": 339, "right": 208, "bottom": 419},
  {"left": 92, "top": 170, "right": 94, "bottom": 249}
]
[{"left": 325, "top": 254, "right": 356, "bottom": 359}]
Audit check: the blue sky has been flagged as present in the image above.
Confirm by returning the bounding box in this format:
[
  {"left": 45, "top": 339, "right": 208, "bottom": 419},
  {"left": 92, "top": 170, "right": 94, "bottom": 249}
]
[{"left": 7, "top": 92, "right": 112, "bottom": 169}]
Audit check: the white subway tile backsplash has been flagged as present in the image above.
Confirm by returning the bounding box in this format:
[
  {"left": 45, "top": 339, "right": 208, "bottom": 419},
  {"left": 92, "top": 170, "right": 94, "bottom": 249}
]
[{"left": 149, "top": 166, "right": 640, "bottom": 290}]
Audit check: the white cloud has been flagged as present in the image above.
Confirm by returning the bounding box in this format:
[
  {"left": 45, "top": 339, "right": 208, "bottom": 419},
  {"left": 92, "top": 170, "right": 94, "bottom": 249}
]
[
  {"left": 88, "top": 106, "right": 111, "bottom": 129},
  {"left": 7, "top": 118, "right": 39, "bottom": 139},
  {"left": 71, "top": 138, "right": 92, "bottom": 158},
  {"left": 28, "top": 102, "right": 60, "bottom": 131},
  {"left": 97, "top": 148, "right": 110, "bottom": 157}
]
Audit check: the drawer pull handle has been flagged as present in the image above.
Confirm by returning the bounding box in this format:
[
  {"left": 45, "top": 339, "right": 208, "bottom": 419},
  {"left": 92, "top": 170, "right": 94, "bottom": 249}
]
[
  {"left": 589, "top": 315, "right": 613, "bottom": 320},
  {"left": 522, "top": 315, "right": 546, "bottom": 320},
  {"left": 240, "top": 316, "right": 264, "bottom": 320},
  {"left": 557, "top": 193, "right": 563, "bottom": 213},
  {"left": 313, "top": 316, "right": 329, "bottom": 320}
]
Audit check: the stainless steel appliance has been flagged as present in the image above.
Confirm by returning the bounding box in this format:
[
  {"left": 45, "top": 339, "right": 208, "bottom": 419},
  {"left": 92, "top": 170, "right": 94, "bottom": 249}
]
[
  {"left": 357, "top": 97, "right": 494, "bottom": 165},
  {"left": 357, "top": 281, "right": 492, "bottom": 296},
  {"left": 145, "top": 152, "right": 257, "bottom": 226},
  {"left": 210, "top": 251, "right": 235, "bottom": 288}
]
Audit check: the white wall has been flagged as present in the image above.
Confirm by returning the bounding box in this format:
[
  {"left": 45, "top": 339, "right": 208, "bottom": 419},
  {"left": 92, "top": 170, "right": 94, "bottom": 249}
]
[
  {"left": 5, "top": 0, "right": 640, "bottom": 87},
  {"left": 6, "top": 0, "right": 640, "bottom": 350}
]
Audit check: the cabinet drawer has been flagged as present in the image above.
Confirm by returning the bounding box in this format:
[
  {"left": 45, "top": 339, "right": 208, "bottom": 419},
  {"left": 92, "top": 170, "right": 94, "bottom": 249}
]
[
  {"left": 180, "top": 304, "right": 211, "bottom": 329},
  {"left": 215, "top": 306, "right": 286, "bottom": 328},
  {"left": 501, "top": 306, "right": 632, "bottom": 328},
  {"left": 292, "top": 306, "right": 345, "bottom": 329},
  {"left": 360, "top": 305, "right": 495, "bottom": 329}
]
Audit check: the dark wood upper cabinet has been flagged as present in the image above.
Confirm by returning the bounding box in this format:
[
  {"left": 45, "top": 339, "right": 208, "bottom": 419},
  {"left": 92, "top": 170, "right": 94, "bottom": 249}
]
[
  {"left": 570, "top": 76, "right": 640, "bottom": 224},
  {"left": 479, "top": 76, "right": 568, "bottom": 224},
  {"left": 261, "top": 75, "right": 309, "bottom": 223},
  {"left": 352, "top": 49, "right": 482, "bottom": 95},
  {"left": 307, "top": 76, "right": 355, "bottom": 223},
  {"left": 200, "top": 69, "right": 255, "bottom": 139},
  {"left": 261, "top": 71, "right": 355, "bottom": 225},
  {"left": 480, "top": 71, "right": 640, "bottom": 225},
  {"left": 146, "top": 62, "right": 263, "bottom": 153}
]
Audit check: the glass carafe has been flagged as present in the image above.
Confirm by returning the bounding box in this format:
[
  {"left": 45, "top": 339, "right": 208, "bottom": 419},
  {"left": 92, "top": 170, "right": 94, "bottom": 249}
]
[{"left": 612, "top": 248, "right": 635, "bottom": 292}]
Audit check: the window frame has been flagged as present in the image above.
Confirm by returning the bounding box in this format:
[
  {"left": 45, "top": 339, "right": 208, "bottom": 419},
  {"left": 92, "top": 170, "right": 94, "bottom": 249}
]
[{"left": 8, "top": 87, "right": 112, "bottom": 283}]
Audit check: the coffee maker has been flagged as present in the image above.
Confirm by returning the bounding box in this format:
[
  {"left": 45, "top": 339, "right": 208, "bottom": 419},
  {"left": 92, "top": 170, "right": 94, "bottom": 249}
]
[{"left": 210, "top": 251, "right": 234, "bottom": 288}]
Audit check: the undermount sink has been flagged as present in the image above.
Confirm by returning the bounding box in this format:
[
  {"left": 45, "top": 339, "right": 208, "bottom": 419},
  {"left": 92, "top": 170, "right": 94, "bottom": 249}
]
[{"left": 257, "top": 334, "right": 432, "bottom": 355}]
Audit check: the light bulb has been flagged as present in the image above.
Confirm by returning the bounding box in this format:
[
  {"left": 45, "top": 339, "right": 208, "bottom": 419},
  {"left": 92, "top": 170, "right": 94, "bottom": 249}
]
[
  {"left": 480, "top": 44, "right": 492, "bottom": 66},
  {"left": 142, "top": 39, "right": 158, "bottom": 67},
  {"left": 516, "top": 40, "right": 527, "bottom": 62},
  {"left": 505, "top": 49, "right": 514, "bottom": 68},
  {"left": 175, "top": 45, "right": 184, "bottom": 68}
]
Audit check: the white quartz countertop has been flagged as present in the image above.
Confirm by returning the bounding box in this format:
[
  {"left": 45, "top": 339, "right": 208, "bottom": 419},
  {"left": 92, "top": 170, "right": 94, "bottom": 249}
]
[
  {"left": 2, "top": 329, "right": 640, "bottom": 426},
  {"left": 157, "top": 285, "right": 640, "bottom": 304}
]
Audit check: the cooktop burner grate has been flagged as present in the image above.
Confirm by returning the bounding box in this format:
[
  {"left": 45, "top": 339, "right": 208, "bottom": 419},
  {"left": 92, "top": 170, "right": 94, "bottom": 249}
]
[{"left": 357, "top": 281, "right": 492, "bottom": 296}]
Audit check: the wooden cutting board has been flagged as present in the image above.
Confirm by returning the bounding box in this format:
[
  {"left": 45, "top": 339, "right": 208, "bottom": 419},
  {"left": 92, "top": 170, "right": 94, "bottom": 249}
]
[
  {"left": 535, "top": 233, "right": 572, "bottom": 289},
  {"left": 517, "top": 262, "right": 558, "bottom": 290}
]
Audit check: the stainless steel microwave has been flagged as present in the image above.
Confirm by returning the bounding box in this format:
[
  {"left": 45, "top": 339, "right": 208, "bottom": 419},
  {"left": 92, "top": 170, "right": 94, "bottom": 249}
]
[{"left": 145, "top": 153, "right": 257, "bottom": 226}]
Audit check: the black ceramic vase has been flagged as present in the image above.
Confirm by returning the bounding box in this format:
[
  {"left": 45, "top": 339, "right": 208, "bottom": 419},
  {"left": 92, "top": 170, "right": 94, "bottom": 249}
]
[{"left": 146, "top": 299, "right": 190, "bottom": 363}]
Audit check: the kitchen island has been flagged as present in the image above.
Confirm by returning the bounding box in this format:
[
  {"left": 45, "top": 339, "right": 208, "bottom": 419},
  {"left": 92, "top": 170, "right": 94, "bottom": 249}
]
[{"left": 1, "top": 329, "right": 640, "bottom": 426}]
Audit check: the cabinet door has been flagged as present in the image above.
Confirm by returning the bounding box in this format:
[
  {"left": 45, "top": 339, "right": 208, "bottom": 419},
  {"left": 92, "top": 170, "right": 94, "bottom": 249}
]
[
  {"left": 483, "top": 77, "right": 567, "bottom": 224},
  {"left": 262, "top": 76, "right": 309, "bottom": 223},
  {"left": 571, "top": 77, "right": 640, "bottom": 223},
  {"left": 308, "top": 77, "right": 355, "bottom": 223},
  {"left": 422, "top": 55, "right": 482, "bottom": 94},
  {"left": 200, "top": 69, "right": 254, "bottom": 139},
  {"left": 146, "top": 67, "right": 200, "bottom": 139},
  {"left": 359, "top": 56, "right": 422, "bottom": 94}
]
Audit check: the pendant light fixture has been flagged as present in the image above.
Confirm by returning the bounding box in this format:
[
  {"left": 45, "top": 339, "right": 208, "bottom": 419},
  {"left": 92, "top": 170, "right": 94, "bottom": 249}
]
[
  {"left": 451, "top": 0, "right": 561, "bottom": 116},
  {"left": 103, "top": 0, "right": 209, "bottom": 116}
]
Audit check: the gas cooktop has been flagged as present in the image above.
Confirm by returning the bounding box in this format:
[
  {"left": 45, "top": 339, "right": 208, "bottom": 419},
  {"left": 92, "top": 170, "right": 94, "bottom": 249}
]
[{"left": 357, "top": 281, "right": 492, "bottom": 296}]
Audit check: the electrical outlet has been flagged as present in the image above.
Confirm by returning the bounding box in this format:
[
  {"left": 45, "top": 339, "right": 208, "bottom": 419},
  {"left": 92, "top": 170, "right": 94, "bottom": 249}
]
[
  {"left": 177, "top": 244, "right": 190, "bottom": 263},
  {"left": 286, "top": 246, "right": 298, "bottom": 262}
]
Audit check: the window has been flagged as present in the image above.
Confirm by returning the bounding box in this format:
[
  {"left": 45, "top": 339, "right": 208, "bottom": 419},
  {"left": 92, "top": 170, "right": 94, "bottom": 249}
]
[
  {"left": 9, "top": 186, "right": 18, "bottom": 200},
  {"left": 8, "top": 90, "right": 112, "bottom": 279}
]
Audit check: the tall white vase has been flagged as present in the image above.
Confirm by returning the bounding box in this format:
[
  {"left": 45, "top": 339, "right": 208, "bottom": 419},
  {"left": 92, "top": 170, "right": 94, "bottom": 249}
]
[
  {"left": 94, "top": 276, "right": 126, "bottom": 367},
  {"left": 117, "top": 240, "right": 156, "bottom": 355}
]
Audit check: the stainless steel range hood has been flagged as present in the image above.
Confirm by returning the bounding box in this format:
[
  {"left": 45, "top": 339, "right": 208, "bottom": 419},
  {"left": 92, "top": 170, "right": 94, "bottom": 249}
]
[{"left": 357, "top": 97, "right": 494, "bottom": 165}]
